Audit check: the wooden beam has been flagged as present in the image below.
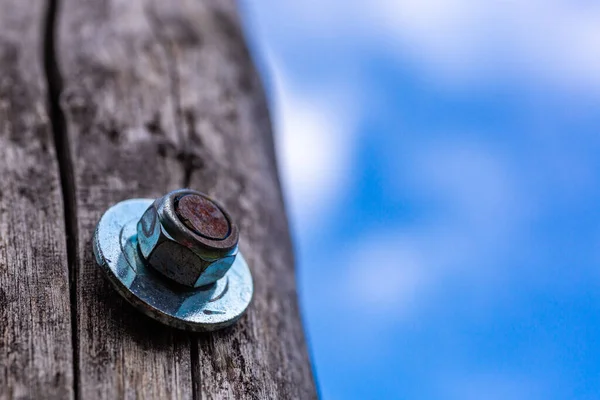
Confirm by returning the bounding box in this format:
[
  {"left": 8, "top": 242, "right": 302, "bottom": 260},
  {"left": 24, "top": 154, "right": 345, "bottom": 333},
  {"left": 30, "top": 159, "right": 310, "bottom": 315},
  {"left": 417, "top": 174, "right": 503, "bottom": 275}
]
[
  {"left": 55, "top": 0, "right": 317, "bottom": 398},
  {"left": 0, "top": 1, "right": 74, "bottom": 398}
]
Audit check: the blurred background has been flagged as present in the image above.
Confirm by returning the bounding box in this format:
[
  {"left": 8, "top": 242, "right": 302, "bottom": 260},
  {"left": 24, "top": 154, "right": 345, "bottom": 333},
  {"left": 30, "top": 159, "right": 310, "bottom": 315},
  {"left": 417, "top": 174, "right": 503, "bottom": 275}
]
[{"left": 241, "top": 1, "right": 600, "bottom": 399}]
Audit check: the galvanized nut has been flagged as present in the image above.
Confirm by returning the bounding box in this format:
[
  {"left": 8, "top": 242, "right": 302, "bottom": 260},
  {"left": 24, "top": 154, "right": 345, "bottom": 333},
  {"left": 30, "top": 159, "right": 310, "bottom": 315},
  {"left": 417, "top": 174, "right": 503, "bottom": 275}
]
[{"left": 137, "top": 189, "right": 239, "bottom": 288}]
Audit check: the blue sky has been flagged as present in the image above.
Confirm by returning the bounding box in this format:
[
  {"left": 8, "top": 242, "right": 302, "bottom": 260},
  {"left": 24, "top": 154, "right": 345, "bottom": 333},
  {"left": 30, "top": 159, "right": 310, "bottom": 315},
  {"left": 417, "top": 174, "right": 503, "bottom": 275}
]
[{"left": 242, "top": 1, "right": 600, "bottom": 399}]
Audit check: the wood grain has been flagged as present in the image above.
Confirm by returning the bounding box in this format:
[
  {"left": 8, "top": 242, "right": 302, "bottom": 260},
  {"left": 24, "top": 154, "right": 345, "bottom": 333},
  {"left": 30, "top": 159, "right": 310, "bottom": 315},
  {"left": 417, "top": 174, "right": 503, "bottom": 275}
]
[
  {"left": 55, "top": 0, "right": 193, "bottom": 398},
  {"left": 55, "top": 0, "right": 316, "bottom": 398},
  {"left": 0, "top": 1, "right": 74, "bottom": 398}
]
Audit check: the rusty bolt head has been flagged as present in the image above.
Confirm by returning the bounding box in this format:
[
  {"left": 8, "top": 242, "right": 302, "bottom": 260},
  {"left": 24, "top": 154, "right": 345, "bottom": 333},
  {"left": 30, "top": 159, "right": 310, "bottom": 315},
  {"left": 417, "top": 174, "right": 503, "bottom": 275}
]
[
  {"left": 176, "top": 194, "right": 230, "bottom": 240},
  {"left": 137, "top": 189, "right": 239, "bottom": 288}
]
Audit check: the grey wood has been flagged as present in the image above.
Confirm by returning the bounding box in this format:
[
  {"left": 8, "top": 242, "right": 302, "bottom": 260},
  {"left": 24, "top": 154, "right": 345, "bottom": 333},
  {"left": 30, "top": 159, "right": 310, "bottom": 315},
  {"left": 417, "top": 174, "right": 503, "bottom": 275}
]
[
  {"left": 56, "top": 0, "right": 316, "bottom": 398},
  {"left": 0, "top": 1, "right": 74, "bottom": 398},
  {"left": 55, "top": 0, "right": 194, "bottom": 399}
]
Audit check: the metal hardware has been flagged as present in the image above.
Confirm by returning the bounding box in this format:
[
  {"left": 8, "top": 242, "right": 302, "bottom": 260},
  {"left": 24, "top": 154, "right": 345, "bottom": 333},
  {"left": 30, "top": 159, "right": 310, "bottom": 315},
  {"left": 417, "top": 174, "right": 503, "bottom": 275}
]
[
  {"left": 93, "top": 189, "right": 253, "bottom": 332},
  {"left": 137, "top": 189, "right": 240, "bottom": 288}
]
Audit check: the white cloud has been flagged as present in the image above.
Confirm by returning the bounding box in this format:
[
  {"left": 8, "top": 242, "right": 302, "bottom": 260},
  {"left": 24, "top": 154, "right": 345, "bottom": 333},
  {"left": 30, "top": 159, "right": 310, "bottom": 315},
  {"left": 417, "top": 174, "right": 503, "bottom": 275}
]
[
  {"left": 405, "top": 138, "right": 527, "bottom": 236},
  {"left": 404, "top": 139, "right": 532, "bottom": 280},
  {"left": 268, "top": 57, "right": 359, "bottom": 233},
  {"left": 342, "top": 234, "right": 426, "bottom": 317},
  {"left": 250, "top": 0, "right": 600, "bottom": 90},
  {"left": 373, "top": 0, "right": 600, "bottom": 89},
  {"left": 340, "top": 139, "right": 530, "bottom": 319}
]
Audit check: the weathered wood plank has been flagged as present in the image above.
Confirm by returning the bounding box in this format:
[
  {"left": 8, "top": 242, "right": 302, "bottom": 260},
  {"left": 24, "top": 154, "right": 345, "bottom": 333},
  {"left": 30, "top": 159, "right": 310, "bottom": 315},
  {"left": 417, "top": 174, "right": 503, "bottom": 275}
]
[
  {"left": 0, "top": 1, "right": 74, "bottom": 398},
  {"left": 56, "top": 0, "right": 316, "bottom": 398},
  {"left": 55, "top": 0, "right": 194, "bottom": 398}
]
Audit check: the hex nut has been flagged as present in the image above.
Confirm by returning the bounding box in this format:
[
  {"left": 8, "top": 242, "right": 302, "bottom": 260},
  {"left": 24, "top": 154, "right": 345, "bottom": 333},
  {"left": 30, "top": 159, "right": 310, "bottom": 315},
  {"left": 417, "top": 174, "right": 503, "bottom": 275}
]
[{"left": 137, "top": 189, "right": 239, "bottom": 288}]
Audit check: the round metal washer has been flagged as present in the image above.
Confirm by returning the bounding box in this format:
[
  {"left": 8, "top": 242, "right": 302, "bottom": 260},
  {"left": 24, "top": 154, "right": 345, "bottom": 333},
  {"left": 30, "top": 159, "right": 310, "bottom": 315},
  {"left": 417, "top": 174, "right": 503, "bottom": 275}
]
[{"left": 93, "top": 198, "right": 253, "bottom": 332}]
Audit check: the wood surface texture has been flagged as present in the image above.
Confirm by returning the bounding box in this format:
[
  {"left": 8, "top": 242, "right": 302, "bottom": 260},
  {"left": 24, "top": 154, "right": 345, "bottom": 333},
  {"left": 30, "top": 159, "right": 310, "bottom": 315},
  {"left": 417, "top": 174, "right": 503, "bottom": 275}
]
[
  {"left": 0, "top": 0, "right": 316, "bottom": 398},
  {"left": 0, "top": 1, "right": 74, "bottom": 399}
]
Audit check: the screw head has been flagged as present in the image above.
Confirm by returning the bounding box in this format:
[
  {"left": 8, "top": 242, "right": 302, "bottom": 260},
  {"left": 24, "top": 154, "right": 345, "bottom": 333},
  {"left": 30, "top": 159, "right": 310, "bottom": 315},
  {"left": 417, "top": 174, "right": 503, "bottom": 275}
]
[{"left": 137, "top": 189, "right": 239, "bottom": 288}]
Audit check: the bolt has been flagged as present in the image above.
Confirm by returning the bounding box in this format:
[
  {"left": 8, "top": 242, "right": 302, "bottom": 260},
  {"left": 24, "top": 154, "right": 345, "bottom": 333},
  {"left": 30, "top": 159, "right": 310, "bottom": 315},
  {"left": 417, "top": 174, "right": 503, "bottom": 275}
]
[
  {"left": 175, "top": 194, "right": 230, "bottom": 240},
  {"left": 136, "top": 189, "right": 239, "bottom": 288}
]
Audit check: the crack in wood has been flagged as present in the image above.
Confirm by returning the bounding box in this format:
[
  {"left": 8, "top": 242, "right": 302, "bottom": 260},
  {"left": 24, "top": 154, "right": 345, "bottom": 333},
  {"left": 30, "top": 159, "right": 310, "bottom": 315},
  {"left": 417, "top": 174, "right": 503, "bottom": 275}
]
[{"left": 43, "top": 0, "right": 80, "bottom": 398}]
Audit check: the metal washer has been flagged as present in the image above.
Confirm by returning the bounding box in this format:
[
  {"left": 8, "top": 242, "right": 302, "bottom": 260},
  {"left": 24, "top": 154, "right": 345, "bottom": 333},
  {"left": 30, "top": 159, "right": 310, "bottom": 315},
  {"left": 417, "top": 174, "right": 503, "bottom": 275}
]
[{"left": 93, "top": 199, "right": 253, "bottom": 332}]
